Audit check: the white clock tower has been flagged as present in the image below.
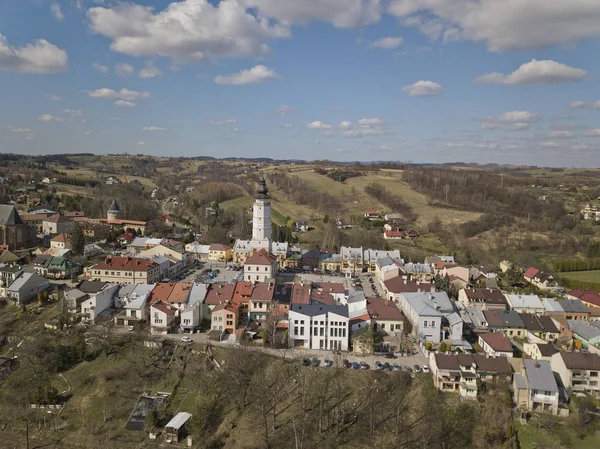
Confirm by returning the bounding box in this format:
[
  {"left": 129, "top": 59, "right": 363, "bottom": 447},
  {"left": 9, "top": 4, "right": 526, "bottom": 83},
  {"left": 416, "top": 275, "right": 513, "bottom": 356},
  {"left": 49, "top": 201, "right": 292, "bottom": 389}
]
[{"left": 252, "top": 177, "right": 272, "bottom": 249}]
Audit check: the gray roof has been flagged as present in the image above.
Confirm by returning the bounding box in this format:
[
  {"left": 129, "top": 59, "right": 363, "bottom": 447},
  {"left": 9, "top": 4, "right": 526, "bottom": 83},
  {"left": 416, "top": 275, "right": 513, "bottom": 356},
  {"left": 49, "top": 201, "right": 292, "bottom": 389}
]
[
  {"left": 403, "top": 263, "right": 432, "bottom": 274},
  {"left": 506, "top": 294, "right": 543, "bottom": 310},
  {"left": 523, "top": 359, "right": 559, "bottom": 393},
  {"left": 118, "top": 284, "right": 155, "bottom": 309},
  {"left": 376, "top": 256, "right": 396, "bottom": 269},
  {"left": 557, "top": 299, "right": 589, "bottom": 314},
  {"left": 567, "top": 320, "right": 600, "bottom": 341},
  {"left": 0, "top": 205, "right": 24, "bottom": 226},
  {"left": 290, "top": 303, "right": 349, "bottom": 318},
  {"left": 8, "top": 272, "right": 48, "bottom": 293},
  {"left": 464, "top": 307, "right": 487, "bottom": 328},
  {"left": 514, "top": 373, "right": 527, "bottom": 390},
  {"left": 64, "top": 288, "right": 88, "bottom": 302},
  {"left": 165, "top": 412, "right": 192, "bottom": 430},
  {"left": 403, "top": 291, "right": 453, "bottom": 315},
  {"left": 498, "top": 311, "right": 525, "bottom": 328},
  {"left": 447, "top": 312, "right": 463, "bottom": 327},
  {"left": 188, "top": 283, "right": 208, "bottom": 306},
  {"left": 401, "top": 292, "right": 444, "bottom": 318},
  {"left": 107, "top": 199, "right": 121, "bottom": 213}
]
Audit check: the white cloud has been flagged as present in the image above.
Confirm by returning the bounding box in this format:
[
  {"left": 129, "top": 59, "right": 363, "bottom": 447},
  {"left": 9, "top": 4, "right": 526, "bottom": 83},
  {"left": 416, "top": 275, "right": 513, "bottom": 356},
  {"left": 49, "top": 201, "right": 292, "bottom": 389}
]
[
  {"left": 92, "top": 62, "right": 108, "bottom": 73},
  {"left": 339, "top": 118, "right": 389, "bottom": 137},
  {"left": 401, "top": 15, "right": 444, "bottom": 41},
  {"left": 371, "top": 36, "right": 403, "bottom": 49},
  {"left": 306, "top": 121, "right": 333, "bottom": 130},
  {"left": 51, "top": 95, "right": 62, "bottom": 101},
  {"left": 446, "top": 142, "right": 464, "bottom": 147},
  {"left": 6, "top": 126, "right": 36, "bottom": 140},
  {"left": 339, "top": 121, "right": 353, "bottom": 130},
  {"left": 547, "top": 130, "right": 574, "bottom": 139},
  {"left": 38, "top": 114, "right": 64, "bottom": 122},
  {"left": 378, "top": 145, "right": 393, "bottom": 151},
  {"left": 207, "top": 119, "right": 237, "bottom": 126},
  {"left": 593, "top": 101, "right": 600, "bottom": 110},
  {"left": 539, "top": 141, "right": 561, "bottom": 148},
  {"left": 571, "top": 144, "right": 591, "bottom": 151},
  {"left": 388, "top": 0, "right": 600, "bottom": 52},
  {"left": 476, "top": 143, "right": 498, "bottom": 149},
  {"left": 214, "top": 65, "right": 279, "bottom": 85},
  {"left": 239, "top": 0, "right": 382, "bottom": 28},
  {"left": 0, "top": 33, "right": 68, "bottom": 73},
  {"left": 64, "top": 109, "right": 83, "bottom": 117},
  {"left": 139, "top": 63, "right": 162, "bottom": 79},
  {"left": 87, "top": 0, "right": 290, "bottom": 61},
  {"left": 584, "top": 129, "right": 600, "bottom": 137},
  {"left": 480, "top": 111, "right": 540, "bottom": 130},
  {"left": 87, "top": 88, "right": 150, "bottom": 101},
  {"left": 51, "top": 3, "right": 64, "bottom": 21},
  {"left": 275, "top": 104, "right": 293, "bottom": 115},
  {"left": 115, "top": 63, "right": 134, "bottom": 76},
  {"left": 115, "top": 100, "right": 136, "bottom": 107},
  {"left": 569, "top": 101, "right": 587, "bottom": 109},
  {"left": 143, "top": 126, "right": 167, "bottom": 131},
  {"left": 402, "top": 80, "right": 443, "bottom": 97},
  {"left": 136, "top": 141, "right": 145, "bottom": 145},
  {"left": 283, "top": 123, "right": 292, "bottom": 128},
  {"left": 321, "top": 130, "right": 335, "bottom": 137},
  {"left": 476, "top": 59, "right": 589, "bottom": 85}
]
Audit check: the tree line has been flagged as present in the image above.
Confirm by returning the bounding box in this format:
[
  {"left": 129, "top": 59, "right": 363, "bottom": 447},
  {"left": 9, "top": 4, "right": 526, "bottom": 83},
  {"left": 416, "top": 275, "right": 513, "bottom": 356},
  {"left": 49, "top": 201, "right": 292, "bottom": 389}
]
[
  {"left": 552, "top": 258, "right": 600, "bottom": 272},
  {"left": 363, "top": 182, "right": 417, "bottom": 222},
  {"left": 268, "top": 172, "right": 341, "bottom": 214}
]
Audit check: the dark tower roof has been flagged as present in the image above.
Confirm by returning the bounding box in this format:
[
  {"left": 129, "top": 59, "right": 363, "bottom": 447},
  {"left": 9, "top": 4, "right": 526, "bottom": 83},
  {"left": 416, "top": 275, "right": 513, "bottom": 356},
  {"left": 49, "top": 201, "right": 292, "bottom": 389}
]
[
  {"left": 255, "top": 178, "right": 269, "bottom": 199},
  {"left": 108, "top": 199, "right": 121, "bottom": 213},
  {"left": 0, "top": 205, "right": 24, "bottom": 226}
]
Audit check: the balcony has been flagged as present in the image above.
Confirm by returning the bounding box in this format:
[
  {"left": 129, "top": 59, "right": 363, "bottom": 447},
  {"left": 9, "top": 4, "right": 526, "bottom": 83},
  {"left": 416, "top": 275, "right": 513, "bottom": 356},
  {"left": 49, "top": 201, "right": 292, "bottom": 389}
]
[{"left": 531, "top": 394, "right": 557, "bottom": 405}]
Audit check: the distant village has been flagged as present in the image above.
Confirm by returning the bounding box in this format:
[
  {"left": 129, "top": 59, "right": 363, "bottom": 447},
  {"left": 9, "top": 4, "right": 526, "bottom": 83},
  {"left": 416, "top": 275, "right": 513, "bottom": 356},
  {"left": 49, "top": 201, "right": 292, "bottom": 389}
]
[{"left": 1, "top": 177, "right": 600, "bottom": 423}]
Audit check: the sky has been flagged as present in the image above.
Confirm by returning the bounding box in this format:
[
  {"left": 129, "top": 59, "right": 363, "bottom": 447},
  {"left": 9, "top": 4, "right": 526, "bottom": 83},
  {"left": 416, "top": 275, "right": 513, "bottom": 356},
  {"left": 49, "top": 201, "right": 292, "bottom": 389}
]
[{"left": 1, "top": 1, "right": 600, "bottom": 167}]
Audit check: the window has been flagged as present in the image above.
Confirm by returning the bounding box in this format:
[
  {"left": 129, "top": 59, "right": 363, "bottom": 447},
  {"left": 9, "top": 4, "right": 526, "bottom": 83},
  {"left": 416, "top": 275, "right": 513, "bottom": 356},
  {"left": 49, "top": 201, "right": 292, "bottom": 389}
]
[
  {"left": 227, "top": 321, "right": 233, "bottom": 326},
  {"left": 299, "top": 327, "right": 304, "bottom": 336},
  {"left": 155, "top": 319, "right": 163, "bottom": 324},
  {"left": 314, "top": 327, "right": 318, "bottom": 336},
  {"left": 423, "top": 321, "right": 428, "bottom": 328},
  {"left": 265, "top": 267, "right": 268, "bottom": 271},
  {"left": 213, "top": 317, "right": 217, "bottom": 322},
  {"left": 381, "top": 323, "right": 386, "bottom": 330},
  {"left": 342, "top": 328, "right": 346, "bottom": 338},
  {"left": 184, "top": 319, "right": 190, "bottom": 325},
  {"left": 294, "top": 326, "right": 298, "bottom": 335}
]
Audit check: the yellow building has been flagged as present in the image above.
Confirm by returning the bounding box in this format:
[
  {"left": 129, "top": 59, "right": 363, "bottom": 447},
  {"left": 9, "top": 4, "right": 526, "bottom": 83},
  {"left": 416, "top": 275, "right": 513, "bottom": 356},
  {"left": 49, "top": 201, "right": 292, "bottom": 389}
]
[{"left": 208, "top": 243, "right": 232, "bottom": 262}]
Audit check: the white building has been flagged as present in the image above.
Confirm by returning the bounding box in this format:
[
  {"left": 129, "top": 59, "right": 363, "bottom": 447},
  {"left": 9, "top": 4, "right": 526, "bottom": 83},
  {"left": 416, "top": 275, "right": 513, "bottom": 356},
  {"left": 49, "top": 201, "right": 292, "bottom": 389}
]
[
  {"left": 289, "top": 303, "right": 349, "bottom": 351},
  {"left": 252, "top": 177, "right": 272, "bottom": 249},
  {"left": 185, "top": 242, "right": 210, "bottom": 260},
  {"left": 514, "top": 359, "right": 560, "bottom": 415},
  {"left": 244, "top": 249, "right": 278, "bottom": 283},
  {"left": 6, "top": 272, "right": 51, "bottom": 306},
  {"left": 551, "top": 351, "right": 600, "bottom": 397},
  {"left": 114, "top": 283, "right": 155, "bottom": 326},
  {"left": 180, "top": 283, "right": 208, "bottom": 331},
  {"left": 150, "top": 301, "right": 177, "bottom": 335},
  {"left": 399, "top": 292, "right": 454, "bottom": 344},
  {"left": 80, "top": 284, "right": 119, "bottom": 323},
  {"left": 505, "top": 294, "right": 545, "bottom": 314},
  {"left": 478, "top": 332, "right": 514, "bottom": 358}
]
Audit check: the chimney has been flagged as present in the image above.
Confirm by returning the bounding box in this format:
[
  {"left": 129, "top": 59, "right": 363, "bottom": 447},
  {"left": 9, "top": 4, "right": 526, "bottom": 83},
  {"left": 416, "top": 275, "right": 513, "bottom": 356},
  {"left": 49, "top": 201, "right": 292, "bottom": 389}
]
[{"left": 535, "top": 362, "right": 540, "bottom": 368}]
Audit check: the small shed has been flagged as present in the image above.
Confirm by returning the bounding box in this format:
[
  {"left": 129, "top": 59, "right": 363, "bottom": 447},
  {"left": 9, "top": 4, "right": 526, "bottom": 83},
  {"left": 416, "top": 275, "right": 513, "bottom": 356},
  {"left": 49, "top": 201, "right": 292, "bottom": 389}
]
[{"left": 165, "top": 412, "right": 191, "bottom": 442}]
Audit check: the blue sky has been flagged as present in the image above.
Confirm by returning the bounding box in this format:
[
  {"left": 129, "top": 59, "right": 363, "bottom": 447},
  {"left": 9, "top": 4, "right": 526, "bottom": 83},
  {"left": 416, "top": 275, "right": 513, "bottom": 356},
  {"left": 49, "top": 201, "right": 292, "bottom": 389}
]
[{"left": 1, "top": 0, "right": 600, "bottom": 166}]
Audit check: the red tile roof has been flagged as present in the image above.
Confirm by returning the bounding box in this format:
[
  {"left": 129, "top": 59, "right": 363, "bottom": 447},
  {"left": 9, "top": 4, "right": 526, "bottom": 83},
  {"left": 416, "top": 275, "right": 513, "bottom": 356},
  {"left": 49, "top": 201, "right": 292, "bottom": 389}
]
[
  {"left": 51, "top": 233, "right": 71, "bottom": 243},
  {"left": 523, "top": 267, "right": 540, "bottom": 280},
  {"left": 479, "top": 332, "right": 513, "bottom": 352},
  {"left": 349, "top": 314, "right": 371, "bottom": 326},
  {"left": 209, "top": 243, "right": 231, "bottom": 251},
  {"left": 92, "top": 256, "right": 157, "bottom": 272},
  {"left": 310, "top": 290, "right": 335, "bottom": 305},
  {"left": 205, "top": 283, "right": 235, "bottom": 305},
  {"left": 314, "top": 282, "right": 345, "bottom": 294},
  {"left": 291, "top": 283, "right": 312, "bottom": 304},
  {"left": 385, "top": 231, "right": 403, "bottom": 238},
  {"left": 44, "top": 213, "right": 73, "bottom": 223},
  {"left": 245, "top": 249, "right": 277, "bottom": 265},
  {"left": 367, "top": 297, "right": 403, "bottom": 320},
  {"left": 251, "top": 281, "right": 276, "bottom": 302},
  {"left": 384, "top": 276, "right": 434, "bottom": 294},
  {"left": 232, "top": 281, "right": 254, "bottom": 305},
  {"left": 570, "top": 290, "right": 600, "bottom": 308},
  {"left": 152, "top": 301, "right": 175, "bottom": 316}
]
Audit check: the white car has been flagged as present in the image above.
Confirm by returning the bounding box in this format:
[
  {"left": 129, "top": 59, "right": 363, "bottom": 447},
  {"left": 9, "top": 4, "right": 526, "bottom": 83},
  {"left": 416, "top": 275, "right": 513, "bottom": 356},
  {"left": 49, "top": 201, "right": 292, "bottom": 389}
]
[
  {"left": 421, "top": 365, "right": 430, "bottom": 373},
  {"left": 181, "top": 336, "right": 193, "bottom": 343},
  {"left": 128, "top": 325, "right": 134, "bottom": 331}
]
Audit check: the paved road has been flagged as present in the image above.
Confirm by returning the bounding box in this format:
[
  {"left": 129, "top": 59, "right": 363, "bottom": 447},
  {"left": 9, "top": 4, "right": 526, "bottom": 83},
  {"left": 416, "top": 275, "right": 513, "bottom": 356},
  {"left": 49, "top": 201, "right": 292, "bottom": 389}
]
[{"left": 163, "top": 331, "right": 429, "bottom": 370}]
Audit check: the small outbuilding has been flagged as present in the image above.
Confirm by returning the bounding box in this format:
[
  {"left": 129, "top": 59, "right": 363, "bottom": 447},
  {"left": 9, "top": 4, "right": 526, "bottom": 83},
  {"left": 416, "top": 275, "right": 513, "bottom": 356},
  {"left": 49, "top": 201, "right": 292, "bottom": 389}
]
[{"left": 165, "top": 412, "right": 192, "bottom": 443}]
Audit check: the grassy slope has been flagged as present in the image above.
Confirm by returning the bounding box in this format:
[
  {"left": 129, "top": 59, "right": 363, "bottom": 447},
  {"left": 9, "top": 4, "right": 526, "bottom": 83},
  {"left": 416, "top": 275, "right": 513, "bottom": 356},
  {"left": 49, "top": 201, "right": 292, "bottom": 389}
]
[{"left": 558, "top": 270, "right": 600, "bottom": 283}]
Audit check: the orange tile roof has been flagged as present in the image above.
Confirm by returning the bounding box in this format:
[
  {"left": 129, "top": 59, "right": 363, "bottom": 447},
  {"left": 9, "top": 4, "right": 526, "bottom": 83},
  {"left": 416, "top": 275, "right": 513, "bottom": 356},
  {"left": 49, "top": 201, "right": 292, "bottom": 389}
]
[
  {"left": 152, "top": 301, "right": 175, "bottom": 316},
  {"left": 245, "top": 249, "right": 277, "bottom": 265},
  {"left": 51, "top": 233, "right": 71, "bottom": 243},
  {"left": 167, "top": 283, "right": 192, "bottom": 304},
  {"left": 251, "top": 281, "right": 276, "bottom": 302},
  {"left": 310, "top": 290, "right": 335, "bottom": 305},
  {"left": 349, "top": 314, "right": 371, "bottom": 325},
  {"left": 205, "top": 283, "right": 235, "bottom": 305},
  {"left": 149, "top": 282, "right": 176, "bottom": 304}
]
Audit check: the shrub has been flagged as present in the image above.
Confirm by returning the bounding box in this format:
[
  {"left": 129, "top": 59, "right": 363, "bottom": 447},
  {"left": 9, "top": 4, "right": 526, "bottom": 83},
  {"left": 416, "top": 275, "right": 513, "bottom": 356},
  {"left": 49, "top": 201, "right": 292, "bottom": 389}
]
[{"left": 425, "top": 342, "right": 432, "bottom": 351}]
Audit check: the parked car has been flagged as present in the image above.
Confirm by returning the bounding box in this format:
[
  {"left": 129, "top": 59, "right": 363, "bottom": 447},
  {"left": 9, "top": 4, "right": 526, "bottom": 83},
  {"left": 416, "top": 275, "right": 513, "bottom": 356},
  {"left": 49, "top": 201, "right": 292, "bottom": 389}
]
[
  {"left": 181, "top": 336, "right": 192, "bottom": 343},
  {"left": 413, "top": 365, "right": 422, "bottom": 373},
  {"left": 352, "top": 362, "right": 361, "bottom": 369},
  {"left": 393, "top": 363, "right": 400, "bottom": 371},
  {"left": 128, "top": 325, "right": 134, "bottom": 331},
  {"left": 375, "top": 361, "right": 383, "bottom": 370},
  {"left": 303, "top": 358, "right": 311, "bottom": 366},
  {"left": 311, "top": 358, "right": 321, "bottom": 367},
  {"left": 343, "top": 359, "right": 352, "bottom": 369},
  {"left": 383, "top": 362, "right": 392, "bottom": 371},
  {"left": 323, "top": 359, "right": 333, "bottom": 367},
  {"left": 421, "top": 365, "right": 430, "bottom": 373},
  {"left": 385, "top": 352, "right": 397, "bottom": 359},
  {"left": 403, "top": 366, "right": 413, "bottom": 373},
  {"left": 360, "top": 362, "right": 370, "bottom": 370}
]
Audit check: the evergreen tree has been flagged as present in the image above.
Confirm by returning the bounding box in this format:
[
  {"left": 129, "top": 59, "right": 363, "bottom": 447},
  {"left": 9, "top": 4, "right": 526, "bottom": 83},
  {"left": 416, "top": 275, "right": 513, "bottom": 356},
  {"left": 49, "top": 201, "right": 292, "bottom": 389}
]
[
  {"left": 505, "top": 264, "right": 522, "bottom": 286},
  {"left": 71, "top": 224, "right": 85, "bottom": 256}
]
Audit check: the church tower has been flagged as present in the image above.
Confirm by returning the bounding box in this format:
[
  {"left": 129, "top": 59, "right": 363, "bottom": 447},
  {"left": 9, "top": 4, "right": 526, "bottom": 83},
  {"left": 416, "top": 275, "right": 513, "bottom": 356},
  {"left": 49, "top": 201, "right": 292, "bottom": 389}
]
[
  {"left": 107, "top": 199, "right": 121, "bottom": 221},
  {"left": 252, "top": 178, "right": 272, "bottom": 247}
]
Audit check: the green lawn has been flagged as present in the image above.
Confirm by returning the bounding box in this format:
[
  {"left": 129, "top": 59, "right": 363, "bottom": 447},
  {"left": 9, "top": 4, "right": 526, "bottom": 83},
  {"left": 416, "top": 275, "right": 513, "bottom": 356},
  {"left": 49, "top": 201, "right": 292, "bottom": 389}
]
[
  {"left": 559, "top": 270, "right": 600, "bottom": 283},
  {"left": 516, "top": 421, "right": 600, "bottom": 449}
]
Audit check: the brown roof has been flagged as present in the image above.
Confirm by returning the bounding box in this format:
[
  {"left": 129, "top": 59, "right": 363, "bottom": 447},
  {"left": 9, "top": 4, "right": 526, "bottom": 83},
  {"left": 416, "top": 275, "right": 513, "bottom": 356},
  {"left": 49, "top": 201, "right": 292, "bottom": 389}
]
[
  {"left": 205, "top": 283, "right": 235, "bottom": 305},
  {"left": 245, "top": 249, "right": 277, "bottom": 265},
  {"left": 483, "top": 310, "right": 503, "bottom": 327},
  {"left": 166, "top": 283, "right": 192, "bottom": 304},
  {"left": 384, "top": 276, "right": 434, "bottom": 294},
  {"left": 51, "top": 233, "right": 71, "bottom": 243},
  {"left": 64, "top": 211, "right": 85, "bottom": 217},
  {"left": 559, "top": 351, "right": 600, "bottom": 370},
  {"left": 434, "top": 353, "right": 512, "bottom": 374},
  {"left": 21, "top": 213, "right": 51, "bottom": 221},
  {"left": 463, "top": 288, "right": 507, "bottom": 305},
  {"left": 523, "top": 267, "right": 539, "bottom": 279},
  {"left": 232, "top": 281, "right": 254, "bottom": 305},
  {"left": 149, "top": 282, "right": 176, "bottom": 303},
  {"left": 152, "top": 301, "right": 175, "bottom": 316},
  {"left": 538, "top": 343, "right": 559, "bottom": 357},
  {"left": 314, "top": 282, "right": 345, "bottom": 294},
  {"left": 100, "top": 218, "right": 147, "bottom": 226},
  {"left": 367, "top": 297, "right": 403, "bottom": 321},
  {"left": 536, "top": 315, "right": 559, "bottom": 333},
  {"left": 44, "top": 213, "right": 73, "bottom": 223},
  {"left": 310, "top": 290, "right": 335, "bottom": 305},
  {"left": 349, "top": 314, "right": 371, "bottom": 326},
  {"left": 479, "top": 332, "right": 513, "bottom": 352},
  {"left": 92, "top": 256, "right": 157, "bottom": 272},
  {"left": 291, "top": 283, "right": 312, "bottom": 304},
  {"left": 212, "top": 300, "right": 240, "bottom": 314},
  {"left": 251, "top": 281, "right": 276, "bottom": 302},
  {"left": 574, "top": 291, "right": 600, "bottom": 308},
  {"left": 209, "top": 243, "right": 231, "bottom": 251}
]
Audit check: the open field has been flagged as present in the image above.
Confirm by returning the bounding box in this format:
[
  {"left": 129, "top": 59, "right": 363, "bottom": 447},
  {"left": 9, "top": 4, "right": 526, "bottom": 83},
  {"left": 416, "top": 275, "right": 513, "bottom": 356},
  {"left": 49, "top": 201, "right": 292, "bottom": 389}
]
[{"left": 558, "top": 270, "right": 600, "bottom": 283}]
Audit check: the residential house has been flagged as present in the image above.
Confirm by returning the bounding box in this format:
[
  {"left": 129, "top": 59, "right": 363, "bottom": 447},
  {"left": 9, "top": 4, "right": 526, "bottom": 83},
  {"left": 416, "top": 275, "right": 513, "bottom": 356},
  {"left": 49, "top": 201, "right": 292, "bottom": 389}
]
[
  {"left": 249, "top": 281, "right": 275, "bottom": 322},
  {"left": 0, "top": 246, "right": 20, "bottom": 264},
  {"left": 185, "top": 242, "right": 210, "bottom": 261},
  {"left": 383, "top": 231, "right": 404, "bottom": 240},
  {"left": 0, "top": 265, "right": 25, "bottom": 288},
  {"left": 289, "top": 303, "right": 349, "bottom": 351},
  {"left": 64, "top": 288, "right": 89, "bottom": 314},
  {"left": 150, "top": 301, "right": 178, "bottom": 335},
  {"left": 0, "top": 205, "right": 37, "bottom": 250},
  {"left": 513, "top": 360, "right": 560, "bottom": 415},
  {"left": 114, "top": 283, "right": 155, "bottom": 326},
  {"left": 312, "top": 282, "right": 346, "bottom": 304},
  {"left": 478, "top": 332, "right": 514, "bottom": 357},
  {"left": 318, "top": 253, "right": 342, "bottom": 272},
  {"left": 567, "top": 290, "right": 600, "bottom": 320},
  {"left": 442, "top": 266, "right": 470, "bottom": 286},
  {"left": 80, "top": 284, "right": 119, "bottom": 323},
  {"left": 180, "top": 283, "right": 208, "bottom": 331},
  {"left": 44, "top": 256, "right": 82, "bottom": 279},
  {"left": 363, "top": 249, "right": 402, "bottom": 273},
  {"left": 84, "top": 243, "right": 104, "bottom": 259},
  {"left": 50, "top": 233, "right": 71, "bottom": 250},
  {"left": 140, "top": 241, "right": 189, "bottom": 265},
  {"left": 523, "top": 343, "right": 559, "bottom": 362},
  {"left": 384, "top": 213, "right": 404, "bottom": 222},
  {"left": 88, "top": 256, "right": 161, "bottom": 284},
  {"left": 204, "top": 283, "right": 235, "bottom": 312},
  {"left": 484, "top": 310, "right": 526, "bottom": 338},
  {"left": 506, "top": 294, "right": 545, "bottom": 314},
  {"left": 523, "top": 267, "right": 559, "bottom": 291},
  {"left": 210, "top": 301, "right": 240, "bottom": 333},
  {"left": 244, "top": 249, "right": 278, "bottom": 283},
  {"left": 208, "top": 243, "right": 232, "bottom": 262},
  {"left": 567, "top": 320, "right": 600, "bottom": 353},
  {"left": 429, "top": 353, "right": 512, "bottom": 400},
  {"left": 232, "top": 240, "right": 289, "bottom": 265},
  {"left": 458, "top": 288, "right": 508, "bottom": 311},
  {"left": 385, "top": 229, "right": 419, "bottom": 240},
  {"left": 519, "top": 313, "right": 560, "bottom": 343},
  {"left": 364, "top": 211, "right": 381, "bottom": 220},
  {"left": 21, "top": 213, "right": 51, "bottom": 234},
  {"left": 149, "top": 282, "right": 192, "bottom": 311},
  {"left": 295, "top": 220, "right": 309, "bottom": 232},
  {"left": 383, "top": 276, "right": 435, "bottom": 304},
  {"left": 542, "top": 297, "right": 590, "bottom": 323},
  {"left": 231, "top": 281, "right": 254, "bottom": 321},
  {"left": 42, "top": 214, "right": 75, "bottom": 235},
  {"left": 401, "top": 263, "right": 433, "bottom": 282},
  {"left": 375, "top": 256, "right": 401, "bottom": 282},
  {"left": 340, "top": 246, "right": 364, "bottom": 274},
  {"left": 6, "top": 272, "right": 50, "bottom": 306},
  {"left": 366, "top": 296, "right": 404, "bottom": 335},
  {"left": 551, "top": 351, "right": 600, "bottom": 397},
  {"left": 399, "top": 292, "right": 445, "bottom": 344}
]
